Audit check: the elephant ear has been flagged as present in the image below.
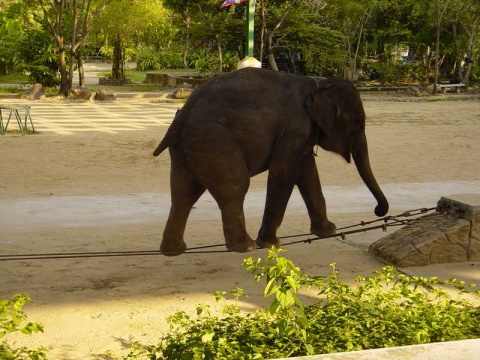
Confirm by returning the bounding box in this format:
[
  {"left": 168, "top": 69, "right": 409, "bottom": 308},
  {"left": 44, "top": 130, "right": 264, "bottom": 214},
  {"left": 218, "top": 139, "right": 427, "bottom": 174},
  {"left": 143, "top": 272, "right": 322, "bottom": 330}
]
[{"left": 304, "top": 89, "right": 339, "bottom": 136}]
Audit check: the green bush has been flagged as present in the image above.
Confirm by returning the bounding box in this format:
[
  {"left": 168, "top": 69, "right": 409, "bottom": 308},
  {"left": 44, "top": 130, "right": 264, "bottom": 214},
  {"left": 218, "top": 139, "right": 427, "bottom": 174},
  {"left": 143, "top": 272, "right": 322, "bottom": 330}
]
[
  {"left": 361, "top": 59, "right": 430, "bottom": 85},
  {"left": 16, "top": 27, "right": 59, "bottom": 87},
  {"left": 136, "top": 46, "right": 161, "bottom": 71},
  {"left": 124, "top": 248, "right": 479, "bottom": 359},
  {"left": 157, "top": 51, "right": 184, "bottom": 70},
  {"left": 136, "top": 46, "right": 184, "bottom": 71},
  {"left": 188, "top": 50, "right": 239, "bottom": 73},
  {"left": 0, "top": 294, "right": 46, "bottom": 360},
  {"left": 188, "top": 49, "right": 216, "bottom": 73},
  {"left": 221, "top": 52, "right": 240, "bottom": 73}
]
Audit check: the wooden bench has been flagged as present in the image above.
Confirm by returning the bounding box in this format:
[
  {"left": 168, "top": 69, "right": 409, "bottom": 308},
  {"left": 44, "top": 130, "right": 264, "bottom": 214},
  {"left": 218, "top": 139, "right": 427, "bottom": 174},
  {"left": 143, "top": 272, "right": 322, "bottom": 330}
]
[
  {"left": 437, "top": 83, "right": 465, "bottom": 93},
  {"left": 0, "top": 105, "right": 36, "bottom": 135}
]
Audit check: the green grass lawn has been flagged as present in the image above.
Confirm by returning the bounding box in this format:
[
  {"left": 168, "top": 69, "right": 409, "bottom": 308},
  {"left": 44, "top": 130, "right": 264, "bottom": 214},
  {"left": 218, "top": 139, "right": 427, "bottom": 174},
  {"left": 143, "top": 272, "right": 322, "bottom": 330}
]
[
  {"left": 0, "top": 72, "right": 29, "bottom": 93},
  {"left": 0, "top": 72, "right": 29, "bottom": 83}
]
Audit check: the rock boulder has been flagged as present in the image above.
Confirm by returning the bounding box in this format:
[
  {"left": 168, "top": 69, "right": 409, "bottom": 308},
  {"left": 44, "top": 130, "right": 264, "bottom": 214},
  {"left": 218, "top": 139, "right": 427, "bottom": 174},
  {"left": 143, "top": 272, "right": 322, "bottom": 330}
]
[{"left": 20, "top": 83, "right": 46, "bottom": 100}]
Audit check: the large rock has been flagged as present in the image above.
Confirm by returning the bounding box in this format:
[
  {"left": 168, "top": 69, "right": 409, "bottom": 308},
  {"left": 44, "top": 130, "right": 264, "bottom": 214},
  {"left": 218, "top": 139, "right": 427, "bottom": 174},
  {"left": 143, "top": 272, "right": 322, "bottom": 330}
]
[
  {"left": 94, "top": 89, "right": 116, "bottom": 101},
  {"left": 20, "top": 83, "right": 46, "bottom": 100},
  {"left": 405, "top": 86, "right": 421, "bottom": 97},
  {"left": 145, "top": 72, "right": 206, "bottom": 87},
  {"left": 69, "top": 87, "right": 93, "bottom": 100},
  {"left": 369, "top": 194, "right": 480, "bottom": 267},
  {"left": 172, "top": 87, "right": 193, "bottom": 99}
]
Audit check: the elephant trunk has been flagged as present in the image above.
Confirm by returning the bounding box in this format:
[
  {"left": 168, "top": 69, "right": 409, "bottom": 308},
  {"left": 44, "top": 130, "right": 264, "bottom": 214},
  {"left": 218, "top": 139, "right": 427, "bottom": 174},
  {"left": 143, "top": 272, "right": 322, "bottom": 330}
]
[{"left": 351, "top": 132, "right": 389, "bottom": 217}]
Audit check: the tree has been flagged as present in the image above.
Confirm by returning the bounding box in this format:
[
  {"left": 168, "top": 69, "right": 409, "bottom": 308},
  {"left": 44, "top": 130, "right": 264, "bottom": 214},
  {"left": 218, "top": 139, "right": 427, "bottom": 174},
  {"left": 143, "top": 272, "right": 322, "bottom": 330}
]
[
  {"left": 163, "top": 0, "right": 193, "bottom": 67},
  {"left": 459, "top": 2, "right": 480, "bottom": 87},
  {"left": 37, "top": 0, "right": 106, "bottom": 95},
  {"left": 258, "top": 0, "right": 300, "bottom": 71},
  {"left": 342, "top": 0, "right": 379, "bottom": 81},
  {"left": 37, "top": 0, "right": 69, "bottom": 94},
  {"left": 433, "top": 0, "right": 451, "bottom": 92},
  {"left": 1, "top": 0, "right": 61, "bottom": 85},
  {"left": 0, "top": 10, "right": 23, "bottom": 75},
  {"left": 164, "top": 0, "right": 244, "bottom": 72},
  {"left": 92, "top": 0, "right": 170, "bottom": 80},
  {"left": 449, "top": 0, "right": 480, "bottom": 87},
  {"left": 256, "top": 0, "right": 345, "bottom": 75}
]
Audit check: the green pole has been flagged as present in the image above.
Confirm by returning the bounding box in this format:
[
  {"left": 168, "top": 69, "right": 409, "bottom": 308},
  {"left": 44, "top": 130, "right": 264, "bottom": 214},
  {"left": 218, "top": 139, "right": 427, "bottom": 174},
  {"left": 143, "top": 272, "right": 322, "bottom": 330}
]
[{"left": 246, "top": 0, "right": 255, "bottom": 57}]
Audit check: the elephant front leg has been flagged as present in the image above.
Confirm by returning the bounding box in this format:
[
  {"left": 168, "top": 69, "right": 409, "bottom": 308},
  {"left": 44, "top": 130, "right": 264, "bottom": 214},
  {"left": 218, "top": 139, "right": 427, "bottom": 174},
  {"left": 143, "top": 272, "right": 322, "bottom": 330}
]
[
  {"left": 209, "top": 177, "right": 256, "bottom": 253},
  {"left": 296, "top": 155, "right": 336, "bottom": 238},
  {"left": 216, "top": 198, "right": 257, "bottom": 253}
]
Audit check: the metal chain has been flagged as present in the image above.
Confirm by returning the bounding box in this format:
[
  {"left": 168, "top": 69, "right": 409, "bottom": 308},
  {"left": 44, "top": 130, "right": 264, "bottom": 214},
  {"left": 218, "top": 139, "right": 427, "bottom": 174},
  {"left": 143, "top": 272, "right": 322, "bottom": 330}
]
[{"left": 0, "top": 207, "right": 438, "bottom": 261}]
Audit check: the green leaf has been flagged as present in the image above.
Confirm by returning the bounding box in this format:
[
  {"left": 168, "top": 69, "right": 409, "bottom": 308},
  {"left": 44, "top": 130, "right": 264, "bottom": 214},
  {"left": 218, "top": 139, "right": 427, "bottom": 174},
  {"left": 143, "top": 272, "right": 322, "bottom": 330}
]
[
  {"left": 305, "top": 343, "right": 314, "bottom": 355},
  {"left": 264, "top": 278, "right": 279, "bottom": 298},
  {"left": 268, "top": 301, "right": 280, "bottom": 316},
  {"left": 276, "top": 289, "right": 295, "bottom": 309},
  {"left": 201, "top": 332, "right": 214, "bottom": 343}
]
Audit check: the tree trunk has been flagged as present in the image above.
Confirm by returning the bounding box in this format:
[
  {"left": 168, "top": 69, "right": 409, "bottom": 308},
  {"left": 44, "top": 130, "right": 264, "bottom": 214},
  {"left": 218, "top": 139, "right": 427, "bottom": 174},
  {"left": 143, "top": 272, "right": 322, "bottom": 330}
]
[
  {"left": 376, "top": 34, "right": 385, "bottom": 58},
  {"left": 216, "top": 39, "right": 223, "bottom": 73},
  {"left": 268, "top": 53, "right": 278, "bottom": 71},
  {"left": 266, "top": 21, "right": 278, "bottom": 72},
  {"left": 58, "top": 45, "right": 71, "bottom": 96},
  {"left": 183, "top": 14, "right": 191, "bottom": 68},
  {"left": 112, "top": 36, "right": 124, "bottom": 80},
  {"left": 259, "top": 0, "right": 266, "bottom": 63},
  {"left": 77, "top": 53, "right": 85, "bottom": 87}
]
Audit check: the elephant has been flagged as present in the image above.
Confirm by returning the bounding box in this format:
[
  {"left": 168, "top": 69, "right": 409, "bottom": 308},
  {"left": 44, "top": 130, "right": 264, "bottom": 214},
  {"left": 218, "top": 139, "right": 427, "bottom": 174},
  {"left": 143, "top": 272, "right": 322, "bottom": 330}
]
[{"left": 153, "top": 67, "right": 389, "bottom": 256}]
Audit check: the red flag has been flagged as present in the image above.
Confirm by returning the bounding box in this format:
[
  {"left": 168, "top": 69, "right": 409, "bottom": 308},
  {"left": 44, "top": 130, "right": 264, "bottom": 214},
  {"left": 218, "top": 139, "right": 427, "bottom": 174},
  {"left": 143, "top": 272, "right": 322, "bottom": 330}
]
[{"left": 221, "top": 0, "right": 248, "bottom": 9}]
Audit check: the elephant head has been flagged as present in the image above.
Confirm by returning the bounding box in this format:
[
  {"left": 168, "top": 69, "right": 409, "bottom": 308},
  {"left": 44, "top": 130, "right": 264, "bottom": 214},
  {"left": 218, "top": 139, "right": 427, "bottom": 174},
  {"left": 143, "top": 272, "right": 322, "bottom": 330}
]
[{"left": 305, "top": 80, "right": 389, "bottom": 217}]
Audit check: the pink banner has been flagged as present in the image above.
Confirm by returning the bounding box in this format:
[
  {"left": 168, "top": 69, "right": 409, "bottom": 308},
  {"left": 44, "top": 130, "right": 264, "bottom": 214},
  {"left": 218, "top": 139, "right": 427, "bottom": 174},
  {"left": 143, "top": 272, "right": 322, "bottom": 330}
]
[{"left": 221, "top": 0, "right": 248, "bottom": 9}]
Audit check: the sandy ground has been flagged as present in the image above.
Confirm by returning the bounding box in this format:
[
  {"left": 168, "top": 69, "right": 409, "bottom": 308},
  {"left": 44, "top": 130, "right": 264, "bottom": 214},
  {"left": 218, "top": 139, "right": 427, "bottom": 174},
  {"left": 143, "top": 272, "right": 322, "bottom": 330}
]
[{"left": 1, "top": 93, "right": 480, "bottom": 359}]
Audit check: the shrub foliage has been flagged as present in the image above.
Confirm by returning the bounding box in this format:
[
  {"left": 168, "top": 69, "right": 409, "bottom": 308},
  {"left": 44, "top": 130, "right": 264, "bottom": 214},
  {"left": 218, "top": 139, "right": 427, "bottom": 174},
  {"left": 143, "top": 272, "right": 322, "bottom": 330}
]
[
  {"left": 125, "top": 248, "right": 480, "bottom": 359},
  {"left": 0, "top": 294, "right": 46, "bottom": 360}
]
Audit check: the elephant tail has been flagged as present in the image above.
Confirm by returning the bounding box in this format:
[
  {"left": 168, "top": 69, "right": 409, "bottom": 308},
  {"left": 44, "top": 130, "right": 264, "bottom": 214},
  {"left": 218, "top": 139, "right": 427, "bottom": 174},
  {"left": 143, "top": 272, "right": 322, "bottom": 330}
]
[
  {"left": 152, "top": 141, "right": 169, "bottom": 157},
  {"left": 153, "top": 109, "right": 183, "bottom": 157}
]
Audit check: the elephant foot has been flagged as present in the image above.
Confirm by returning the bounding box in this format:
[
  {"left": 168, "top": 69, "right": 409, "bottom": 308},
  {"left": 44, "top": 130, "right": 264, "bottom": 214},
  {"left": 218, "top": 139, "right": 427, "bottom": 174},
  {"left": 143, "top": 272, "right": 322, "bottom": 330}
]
[
  {"left": 255, "top": 235, "right": 281, "bottom": 250},
  {"left": 160, "top": 240, "right": 187, "bottom": 257},
  {"left": 310, "top": 221, "right": 337, "bottom": 239},
  {"left": 226, "top": 239, "right": 257, "bottom": 253}
]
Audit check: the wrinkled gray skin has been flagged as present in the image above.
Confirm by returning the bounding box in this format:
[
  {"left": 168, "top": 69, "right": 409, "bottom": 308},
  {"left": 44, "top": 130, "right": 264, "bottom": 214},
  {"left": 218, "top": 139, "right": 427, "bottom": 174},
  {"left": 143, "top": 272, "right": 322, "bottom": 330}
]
[{"left": 153, "top": 68, "right": 389, "bottom": 256}]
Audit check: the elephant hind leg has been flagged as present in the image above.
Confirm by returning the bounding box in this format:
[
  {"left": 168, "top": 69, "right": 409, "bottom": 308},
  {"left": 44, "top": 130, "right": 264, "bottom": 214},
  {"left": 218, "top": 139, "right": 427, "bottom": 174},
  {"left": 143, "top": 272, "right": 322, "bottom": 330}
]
[
  {"left": 189, "top": 144, "right": 256, "bottom": 253},
  {"left": 161, "top": 149, "right": 206, "bottom": 256},
  {"left": 177, "top": 132, "right": 257, "bottom": 253}
]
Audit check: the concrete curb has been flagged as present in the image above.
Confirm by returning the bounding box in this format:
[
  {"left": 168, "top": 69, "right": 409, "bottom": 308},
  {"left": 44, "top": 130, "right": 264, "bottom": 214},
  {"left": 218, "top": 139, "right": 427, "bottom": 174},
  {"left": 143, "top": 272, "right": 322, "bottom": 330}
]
[{"left": 273, "top": 339, "right": 480, "bottom": 360}]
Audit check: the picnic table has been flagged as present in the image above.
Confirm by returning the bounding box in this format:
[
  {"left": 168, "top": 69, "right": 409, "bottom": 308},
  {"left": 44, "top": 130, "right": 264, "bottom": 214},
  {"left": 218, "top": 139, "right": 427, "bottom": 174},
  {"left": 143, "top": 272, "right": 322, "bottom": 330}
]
[{"left": 0, "top": 105, "right": 36, "bottom": 135}]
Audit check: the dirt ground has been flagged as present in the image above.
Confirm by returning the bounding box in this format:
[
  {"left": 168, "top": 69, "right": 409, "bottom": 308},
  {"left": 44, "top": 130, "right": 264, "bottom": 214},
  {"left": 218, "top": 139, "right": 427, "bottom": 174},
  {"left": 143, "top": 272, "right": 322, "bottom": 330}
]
[{"left": 1, "top": 94, "right": 480, "bottom": 359}]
